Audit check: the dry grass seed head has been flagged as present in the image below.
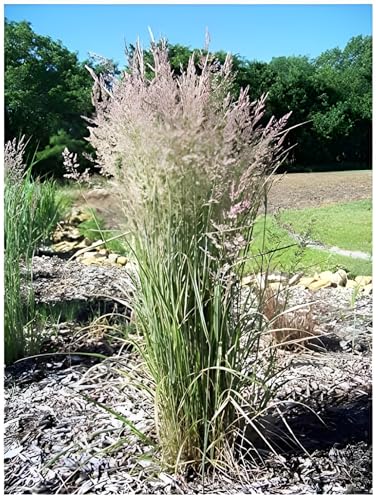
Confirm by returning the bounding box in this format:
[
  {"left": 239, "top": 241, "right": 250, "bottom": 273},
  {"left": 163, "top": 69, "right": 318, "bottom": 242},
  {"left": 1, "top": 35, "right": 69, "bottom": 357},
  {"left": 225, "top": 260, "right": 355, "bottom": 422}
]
[{"left": 262, "top": 287, "right": 317, "bottom": 351}]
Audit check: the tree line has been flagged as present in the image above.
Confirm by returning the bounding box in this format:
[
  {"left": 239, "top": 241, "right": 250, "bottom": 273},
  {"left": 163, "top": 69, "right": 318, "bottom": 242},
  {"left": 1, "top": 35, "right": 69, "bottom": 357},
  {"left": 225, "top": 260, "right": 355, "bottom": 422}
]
[{"left": 5, "top": 19, "right": 372, "bottom": 176}]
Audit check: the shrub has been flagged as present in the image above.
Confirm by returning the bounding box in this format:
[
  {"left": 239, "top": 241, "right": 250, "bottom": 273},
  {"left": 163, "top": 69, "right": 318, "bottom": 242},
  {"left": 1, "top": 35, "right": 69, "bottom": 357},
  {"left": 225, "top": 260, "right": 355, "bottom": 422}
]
[
  {"left": 86, "top": 38, "right": 293, "bottom": 472},
  {"left": 4, "top": 137, "right": 61, "bottom": 364}
]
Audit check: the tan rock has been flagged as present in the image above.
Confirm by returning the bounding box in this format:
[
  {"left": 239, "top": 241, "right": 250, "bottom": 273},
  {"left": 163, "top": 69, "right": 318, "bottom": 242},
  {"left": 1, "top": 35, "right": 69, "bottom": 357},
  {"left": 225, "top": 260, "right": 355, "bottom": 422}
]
[
  {"left": 355, "top": 276, "right": 372, "bottom": 286},
  {"left": 98, "top": 248, "right": 109, "bottom": 256},
  {"left": 108, "top": 253, "right": 120, "bottom": 263},
  {"left": 333, "top": 269, "right": 347, "bottom": 287},
  {"left": 65, "top": 228, "right": 82, "bottom": 241},
  {"left": 52, "top": 231, "right": 64, "bottom": 243},
  {"left": 82, "top": 251, "right": 99, "bottom": 259},
  {"left": 362, "top": 283, "right": 373, "bottom": 295},
  {"left": 241, "top": 276, "right": 255, "bottom": 287},
  {"left": 52, "top": 241, "right": 77, "bottom": 253},
  {"left": 68, "top": 208, "right": 91, "bottom": 225},
  {"left": 345, "top": 279, "right": 358, "bottom": 289},
  {"left": 318, "top": 271, "right": 336, "bottom": 283},
  {"left": 116, "top": 256, "right": 127, "bottom": 266},
  {"left": 298, "top": 277, "right": 316, "bottom": 288},
  {"left": 308, "top": 279, "right": 332, "bottom": 291},
  {"left": 269, "top": 282, "right": 285, "bottom": 291},
  {"left": 80, "top": 255, "right": 107, "bottom": 266},
  {"left": 75, "top": 238, "right": 93, "bottom": 249},
  {"left": 77, "top": 211, "right": 92, "bottom": 223}
]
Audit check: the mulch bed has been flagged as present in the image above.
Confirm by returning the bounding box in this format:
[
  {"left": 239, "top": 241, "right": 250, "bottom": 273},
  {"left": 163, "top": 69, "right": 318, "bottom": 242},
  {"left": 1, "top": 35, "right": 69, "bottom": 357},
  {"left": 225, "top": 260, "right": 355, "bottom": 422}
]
[{"left": 4, "top": 258, "right": 372, "bottom": 494}]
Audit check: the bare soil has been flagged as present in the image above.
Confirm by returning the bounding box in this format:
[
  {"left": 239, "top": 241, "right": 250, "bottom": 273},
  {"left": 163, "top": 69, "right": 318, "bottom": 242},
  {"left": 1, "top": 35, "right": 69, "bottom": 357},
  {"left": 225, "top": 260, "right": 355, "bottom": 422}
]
[
  {"left": 268, "top": 170, "right": 372, "bottom": 212},
  {"left": 75, "top": 171, "right": 372, "bottom": 227}
]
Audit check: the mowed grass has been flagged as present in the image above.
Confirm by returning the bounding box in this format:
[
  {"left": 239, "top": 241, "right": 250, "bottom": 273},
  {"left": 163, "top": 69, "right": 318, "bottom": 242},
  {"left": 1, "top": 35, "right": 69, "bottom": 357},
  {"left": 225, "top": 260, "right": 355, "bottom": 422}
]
[
  {"left": 278, "top": 199, "right": 372, "bottom": 254},
  {"left": 248, "top": 199, "right": 372, "bottom": 278}
]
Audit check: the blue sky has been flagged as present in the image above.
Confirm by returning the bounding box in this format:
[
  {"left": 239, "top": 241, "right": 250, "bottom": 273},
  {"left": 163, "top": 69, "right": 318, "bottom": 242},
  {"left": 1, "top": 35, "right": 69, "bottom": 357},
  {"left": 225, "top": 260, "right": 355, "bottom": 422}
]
[{"left": 4, "top": 4, "right": 372, "bottom": 66}]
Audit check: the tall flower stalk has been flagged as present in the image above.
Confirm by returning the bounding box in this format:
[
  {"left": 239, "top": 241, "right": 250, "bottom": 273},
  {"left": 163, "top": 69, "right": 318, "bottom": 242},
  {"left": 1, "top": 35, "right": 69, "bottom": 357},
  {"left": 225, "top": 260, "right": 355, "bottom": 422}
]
[{"left": 87, "top": 38, "right": 293, "bottom": 471}]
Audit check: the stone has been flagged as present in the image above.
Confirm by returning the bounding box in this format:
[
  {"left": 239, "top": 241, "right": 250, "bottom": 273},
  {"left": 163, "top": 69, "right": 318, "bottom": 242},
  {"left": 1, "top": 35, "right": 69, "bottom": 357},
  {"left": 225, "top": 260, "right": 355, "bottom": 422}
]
[
  {"left": 108, "top": 253, "right": 120, "bottom": 263},
  {"left": 80, "top": 256, "right": 107, "bottom": 266},
  {"left": 362, "top": 284, "right": 373, "bottom": 295},
  {"left": 66, "top": 228, "right": 82, "bottom": 241},
  {"left": 355, "top": 276, "right": 372, "bottom": 287},
  {"left": 333, "top": 269, "right": 347, "bottom": 287},
  {"left": 345, "top": 280, "right": 358, "bottom": 289},
  {"left": 269, "top": 282, "right": 284, "bottom": 291},
  {"left": 298, "top": 277, "right": 316, "bottom": 288},
  {"left": 308, "top": 279, "right": 332, "bottom": 291},
  {"left": 241, "top": 276, "right": 254, "bottom": 286},
  {"left": 77, "top": 211, "right": 92, "bottom": 223},
  {"left": 52, "top": 241, "right": 78, "bottom": 253},
  {"left": 116, "top": 256, "right": 127, "bottom": 266},
  {"left": 52, "top": 230, "right": 64, "bottom": 243},
  {"left": 82, "top": 251, "right": 99, "bottom": 260},
  {"left": 75, "top": 238, "right": 93, "bottom": 250},
  {"left": 318, "top": 271, "right": 337, "bottom": 285},
  {"left": 98, "top": 248, "right": 109, "bottom": 256},
  {"left": 68, "top": 209, "right": 91, "bottom": 225}
]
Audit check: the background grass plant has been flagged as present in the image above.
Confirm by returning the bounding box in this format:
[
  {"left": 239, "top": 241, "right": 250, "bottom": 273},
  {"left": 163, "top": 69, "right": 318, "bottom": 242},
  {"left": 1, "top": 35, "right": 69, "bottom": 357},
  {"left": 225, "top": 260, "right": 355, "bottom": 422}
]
[{"left": 5, "top": 137, "right": 61, "bottom": 364}]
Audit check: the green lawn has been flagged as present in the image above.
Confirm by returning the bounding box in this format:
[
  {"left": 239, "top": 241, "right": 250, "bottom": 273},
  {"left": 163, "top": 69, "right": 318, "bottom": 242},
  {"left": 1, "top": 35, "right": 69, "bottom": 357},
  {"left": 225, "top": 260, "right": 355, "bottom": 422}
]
[
  {"left": 247, "top": 199, "right": 372, "bottom": 278},
  {"left": 278, "top": 199, "right": 372, "bottom": 254}
]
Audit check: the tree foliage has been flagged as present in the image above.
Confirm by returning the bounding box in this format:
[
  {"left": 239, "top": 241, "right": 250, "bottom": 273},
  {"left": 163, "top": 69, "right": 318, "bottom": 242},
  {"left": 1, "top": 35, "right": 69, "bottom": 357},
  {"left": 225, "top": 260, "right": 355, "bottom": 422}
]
[
  {"left": 5, "top": 19, "right": 371, "bottom": 174},
  {"left": 5, "top": 19, "right": 96, "bottom": 175},
  {"left": 136, "top": 36, "right": 371, "bottom": 168}
]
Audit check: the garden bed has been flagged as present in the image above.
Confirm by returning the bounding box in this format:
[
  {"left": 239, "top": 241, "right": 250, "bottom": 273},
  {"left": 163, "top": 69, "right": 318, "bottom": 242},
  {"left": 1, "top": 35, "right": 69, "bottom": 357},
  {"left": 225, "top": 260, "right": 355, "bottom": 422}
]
[{"left": 4, "top": 256, "right": 372, "bottom": 494}]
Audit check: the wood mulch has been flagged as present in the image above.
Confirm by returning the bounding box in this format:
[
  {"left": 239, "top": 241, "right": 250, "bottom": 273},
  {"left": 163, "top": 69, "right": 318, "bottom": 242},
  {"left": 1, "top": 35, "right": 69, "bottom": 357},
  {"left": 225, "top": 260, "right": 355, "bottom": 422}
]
[{"left": 4, "top": 261, "right": 372, "bottom": 494}]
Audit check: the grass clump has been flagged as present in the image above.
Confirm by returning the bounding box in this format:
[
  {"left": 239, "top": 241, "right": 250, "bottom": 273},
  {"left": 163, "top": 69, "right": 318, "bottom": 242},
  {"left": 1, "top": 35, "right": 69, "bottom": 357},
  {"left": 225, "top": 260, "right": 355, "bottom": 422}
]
[
  {"left": 4, "top": 137, "right": 61, "bottom": 364},
  {"left": 86, "top": 37, "right": 294, "bottom": 473}
]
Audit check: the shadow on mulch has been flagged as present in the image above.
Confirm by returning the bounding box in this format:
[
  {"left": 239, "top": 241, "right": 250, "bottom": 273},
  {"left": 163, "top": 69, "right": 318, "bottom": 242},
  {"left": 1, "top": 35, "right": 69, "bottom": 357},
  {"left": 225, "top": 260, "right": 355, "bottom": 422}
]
[{"left": 242, "top": 393, "right": 372, "bottom": 456}]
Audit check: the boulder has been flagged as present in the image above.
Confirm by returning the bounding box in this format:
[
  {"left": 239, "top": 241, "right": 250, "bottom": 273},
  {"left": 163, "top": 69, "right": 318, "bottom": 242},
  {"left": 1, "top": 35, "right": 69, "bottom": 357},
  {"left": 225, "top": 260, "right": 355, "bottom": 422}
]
[
  {"left": 241, "top": 276, "right": 254, "bottom": 287},
  {"left": 52, "top": 241, "right": 79, "bottom": 253},
  {"left": 117, "top": 256, "right": 127, "bottom": 266},
  {"left": 362, "top": 284, "right": 373, "bottom": 295},
  {"left": 333, "top": 269, "right": 347, "bottom": 287},
  {"left": 308, "top": 279, "right": 332, "bottom": 291},
  {"left": 80, "top": 255, "right": 107, "bottom": 266},
  {"left": 318, "top": 271, "right": 337, "bottom": 283},
  {"left": 298, "top": 277, "right": 316, "bottom": 288},
  {"left": 355, "top": 276, "right": 372, "bottom": 287},
  {"left": 66, "top": 228, "right": 82, "bottom": 241},
  {"left": 108, "top": 253, "right": 120, "bottom": 263}
]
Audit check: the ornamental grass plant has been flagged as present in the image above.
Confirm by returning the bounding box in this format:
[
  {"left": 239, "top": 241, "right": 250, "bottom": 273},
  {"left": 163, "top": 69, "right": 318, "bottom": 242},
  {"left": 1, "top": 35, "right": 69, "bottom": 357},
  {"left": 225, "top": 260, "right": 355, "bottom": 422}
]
[
  {"left": 86, "top": 38, "right": 294, "bottom": 472},
  {"left": 4, "top": 137, "right": 61, "bottom": 364}
]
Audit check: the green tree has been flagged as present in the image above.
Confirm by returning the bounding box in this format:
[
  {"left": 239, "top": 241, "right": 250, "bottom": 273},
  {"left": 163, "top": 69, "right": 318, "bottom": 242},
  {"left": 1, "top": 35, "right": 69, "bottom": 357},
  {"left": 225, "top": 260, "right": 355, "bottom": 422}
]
[
  {"left": 5, "top": 19, "right": 95, "bottom": 175},
  {"left": 312, "top": 35, "right": 372, "bottom": 164}
]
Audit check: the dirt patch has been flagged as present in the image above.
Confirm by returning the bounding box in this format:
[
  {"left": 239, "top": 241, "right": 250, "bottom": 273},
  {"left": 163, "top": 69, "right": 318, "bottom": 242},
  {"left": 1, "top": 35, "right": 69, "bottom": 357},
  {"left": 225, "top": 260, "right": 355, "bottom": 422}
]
[
  {"left": 268, "top": 170, "right": 372, "bottom": 212},
  {"left": 75, "top": 187, "right": 124, "bottom": 229},
  {"left": 72, "top": 171, "right": 372, "bottom": 226}
]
